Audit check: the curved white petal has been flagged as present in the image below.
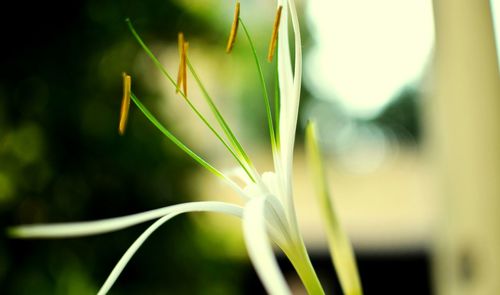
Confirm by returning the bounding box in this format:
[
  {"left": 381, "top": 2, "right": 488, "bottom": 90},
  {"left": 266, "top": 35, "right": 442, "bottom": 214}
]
[
  {"left": 277, "top": 0, "right": 293, "bottom": 102},
  {"left": 273, "top": 0, "right": 304, "bottom": 243},
  {"left": 275, "top": 0, "right": 303, "bottom": 209},
  {"left": 225, "top": 167, "right": 254, "bottom": 187},
  {"left": 242, "top": 197, "right": 291, "bottom": 295},
  {"left": 97, "top": 213, "right": 174, "bottom": 295},
  {"left": 262, "top": 172, "right": 280, "bottom": 200},
  {"left": 284, "top": 0, "right": 303, "bottom": 163},
  {"left": 98, "top": 202, "right": 243, "bottom": 295},
  {"left": 277, "top": 0, "right": 293, "bottom": 171},
  {"left": 8, "top": 201, "right": 242, "bottom": 238},
  {"left": 264, "top": 197, "right": 291, "bottom": 250}
]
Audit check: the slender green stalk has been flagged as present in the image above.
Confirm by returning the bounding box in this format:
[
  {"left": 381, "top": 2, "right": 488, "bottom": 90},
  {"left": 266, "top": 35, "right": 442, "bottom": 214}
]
[
  {"left": 126, "top": 19, "right": 176, "bottom": 86},
  {"left": 186, "top": 59, "right": 255, "bottom": 176},
  {"left": 130, "top": 92, "right": 221, "bottom": 178},
  {"left": 239, "top": 18, "right": 277, "bottom": 155},
  {"left": 281, "top": 242, "right": 325, "bottom": 295},
  {"left": 274, "top": 52, "right": 281, "bottom": 149}
]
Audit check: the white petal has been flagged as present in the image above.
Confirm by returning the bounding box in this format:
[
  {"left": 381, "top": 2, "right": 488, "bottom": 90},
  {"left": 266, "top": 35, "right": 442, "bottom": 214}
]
[
  {"left": 97, "top": 214, "right": 173, "bottom": 295},
  {"left": 242, "top": 197, "right": 291, "bottom": 295},
  {"left": 277, "top": 0, "right": 293, "bottom": 100},
  {"left": 275, "top": 0, "right": 303, "bottom": 208},
  {"left": 8, "top": 201, "right": 242, "bottom": 238},
  {"left": 277, "top": 0, "right": 293, "bottom": 159},
  {"left": 275, "top": 0, "right": 304, "bottom": 245},
  {"left": 287, "top": 0, "right": 303, "bottom": 162},
  {"left": 225, "top": 167, "right": 254, "bottom": 187},
  {"left": 98, "top": 202, "right": 243, "bottom": 295},
  {"left": 289, "top": 0, "right": 302, "bottom": 97},
  {"left": 262, "top": 172, "right": 280, "bottom": 199},
  {"left": 263, "top": 196, "right": 291, "bottom": 249}
]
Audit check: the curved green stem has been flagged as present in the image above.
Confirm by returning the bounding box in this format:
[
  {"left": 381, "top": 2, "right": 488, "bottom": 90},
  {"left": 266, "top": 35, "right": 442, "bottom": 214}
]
[{"left": 282, "top": 241, "right": 325, "bottom": 295}]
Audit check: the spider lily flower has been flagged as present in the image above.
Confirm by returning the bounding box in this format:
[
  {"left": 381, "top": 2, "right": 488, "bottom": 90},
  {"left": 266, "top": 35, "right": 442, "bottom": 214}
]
[{"left": 8, "top": 1, "right": 362, "bottom": 294}]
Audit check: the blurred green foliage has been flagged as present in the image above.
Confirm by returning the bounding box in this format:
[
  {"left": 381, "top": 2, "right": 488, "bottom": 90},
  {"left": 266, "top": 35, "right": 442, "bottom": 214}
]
[
  {"left": 0, "top": 1, "right": 257, "bottom": 294},
  {"left": 370, "top": 87, "right": 421, "bottom": 144}
]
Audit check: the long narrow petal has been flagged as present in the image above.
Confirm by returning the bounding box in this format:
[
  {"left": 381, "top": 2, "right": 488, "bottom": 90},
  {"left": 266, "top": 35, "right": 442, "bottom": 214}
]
[
  {"left": 305, "top": 122, "right": 363, "bottom": 295},
  {"left": 8, "top": 201, "right": 242, "bottom": 238},
  {"left": 98, "top": 203, "right": 242, "bottom": 295},
  {"left": 288, "top": 0, "right": 302, "bottom": 97},
  {"left": 276, "top": 0, "right": 304, "bottom": 253},
  {"left": 276, "top": 1, "right": 292, "bottom": 182},
  {"left": 284, "top": 0, "right": 303, "bottom": 160},
  {"left": 277, "top": 0, "right": 292, "bottom": 168},
  {"left": 276, "top": 0, "right": 293, "bottom": 102},
  {"left": 98, "top": 213, "right": 173, "bottom": 295},
  {"left": 276, "top": 0, "right": 303, "bottom": 215},
  {"left": 242, "top": 197, "right": 291, "bottom": 295}
]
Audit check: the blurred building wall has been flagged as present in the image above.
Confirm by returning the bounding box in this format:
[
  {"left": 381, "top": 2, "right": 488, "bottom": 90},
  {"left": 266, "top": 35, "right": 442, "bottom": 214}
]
[{"left": 428, "top": 0, "right": 500, "bottom": 294}]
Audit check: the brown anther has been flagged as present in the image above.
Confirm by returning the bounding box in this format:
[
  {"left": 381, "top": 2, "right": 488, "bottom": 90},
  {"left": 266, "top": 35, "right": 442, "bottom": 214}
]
[
  {"left": 181, "top": 42, "right": 189, "bottom": 96},
  {"left": 267, "top": 5, "right": 283, "bottom": 62},
  {"left": 226, "top": 2, "right": 240, "bottom": 53},
  {"left": 176, "top": 32, "right": 185, "bottom": 93},
  {"left": 119, "top": 72, "right": 132, "bottom": 135}
]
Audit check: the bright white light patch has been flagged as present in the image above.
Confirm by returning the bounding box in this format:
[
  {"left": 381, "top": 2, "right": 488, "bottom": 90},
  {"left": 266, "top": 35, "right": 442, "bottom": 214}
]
[
  {"left": 306, "top": 0, "right": 434, "bottom": 118},
  {"left": 491, "top": 0, "right": 500, "bottom": 63}
]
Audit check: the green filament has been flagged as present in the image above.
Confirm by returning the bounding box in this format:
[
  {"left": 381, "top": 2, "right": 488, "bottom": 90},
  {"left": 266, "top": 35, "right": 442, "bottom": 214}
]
[
  {"left": 130, "top": 92, "right": 222, "bottom": 178},
  {"left": 186, "top": 59, "right": 256, "bottom": 179},
  {"left": 126, "top": 19, "right": 255, "bottom": 182},
  {"left": 239, "top": 18, "right": 278, "bottom": 155}
]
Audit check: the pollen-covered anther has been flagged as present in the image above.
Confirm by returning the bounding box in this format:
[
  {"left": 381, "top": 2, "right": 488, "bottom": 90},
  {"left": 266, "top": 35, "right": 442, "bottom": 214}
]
[
  {"left": 182, "top": 41, "right": 189, "bottom": 96},
  {"left": 176, "top": 32, "right": 185, "bottom": 93},
  {"left": 119, "top": 72, "right": 132, "bottom": 135},
  {"left": 226, "top": 2, "right": 240, "bottom": 53},
  {"left": 267, "top": 5, "right": 283, "bottom": 62}
]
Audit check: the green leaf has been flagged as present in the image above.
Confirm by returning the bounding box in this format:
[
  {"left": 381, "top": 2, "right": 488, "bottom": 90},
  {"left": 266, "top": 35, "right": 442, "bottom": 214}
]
[{"left": 305, "top": 122, "right": 363, "bottom": 295}]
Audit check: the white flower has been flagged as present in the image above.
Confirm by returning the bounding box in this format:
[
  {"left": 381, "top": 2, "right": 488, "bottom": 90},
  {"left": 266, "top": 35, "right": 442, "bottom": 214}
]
[{"left": 9, "top": 1, "right": 362, "bottom": 294}]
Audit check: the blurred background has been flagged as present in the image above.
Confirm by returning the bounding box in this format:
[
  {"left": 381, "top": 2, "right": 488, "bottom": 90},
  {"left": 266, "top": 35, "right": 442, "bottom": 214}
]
[{"left": 1, "top": 0, "right": 499, "bottom": 294}]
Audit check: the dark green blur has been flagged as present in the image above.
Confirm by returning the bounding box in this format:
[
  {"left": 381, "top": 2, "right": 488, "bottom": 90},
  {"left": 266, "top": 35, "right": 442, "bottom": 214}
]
[{"left": 0, "top": 1, "right": 254, "bottom": 294}]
